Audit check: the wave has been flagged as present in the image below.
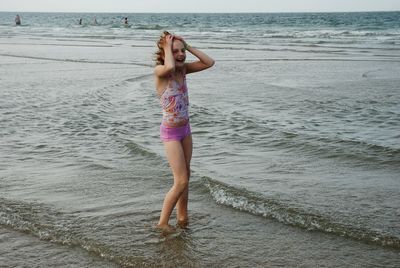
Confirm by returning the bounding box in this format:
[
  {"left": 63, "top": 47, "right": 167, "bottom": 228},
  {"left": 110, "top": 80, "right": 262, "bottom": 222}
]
[
  {"left": 219, "top": 58, "right": 400, "bottom": 63},
  {"left": 124, "top": 141, "right": 159, "bottom": 159},
  {"left": 0, "top": 41, "right": 113, "bottom": 48},
  {"left": 0, "top": 52, "right": 152, "bottom": 66},
  {"left": 133, "top": 24, "right": 164, "bottom": 30},
  {"left": 261, "top": 30, "right": 400, "bottom": 39},
  {"left": 288, "top": 43, "right": 400, "bottom": 51},
  {"left": 192, "top": 104, "right": 400, "bottom": 169},
  {"left": 0, "top": 198, "right": 161, "bottom": 267},
  {"left": 267, "top": 130, "right": 400, "bottom": 167},
  {"left": 204, "top": 45, "right": 346, "bottom": 54},
  {"left": 201, "top": 176, "right": 400, "bottom": 249},
  {"left": 125, "top": 74, "right": 154, "bottom": 83}
]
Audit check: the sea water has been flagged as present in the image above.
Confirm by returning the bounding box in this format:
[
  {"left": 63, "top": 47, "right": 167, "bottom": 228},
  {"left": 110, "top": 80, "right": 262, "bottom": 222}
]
[{"left": 0, "top": 12, "right": 399, "bottom": 267}]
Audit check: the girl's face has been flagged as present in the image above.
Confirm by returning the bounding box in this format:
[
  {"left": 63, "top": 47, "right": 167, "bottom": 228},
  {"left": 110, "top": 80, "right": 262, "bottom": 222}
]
[{"left": 172, "top": 39, "right": 186, "bottom": 68}]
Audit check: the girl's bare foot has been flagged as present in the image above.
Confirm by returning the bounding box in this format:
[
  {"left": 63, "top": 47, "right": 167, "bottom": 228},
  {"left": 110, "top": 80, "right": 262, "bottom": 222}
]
[
  {"left": 177, "top": 218, "right": 189, "bottom": 229},
  {"left": 156, "top": 224, "right": 176, "bottom": 235}
]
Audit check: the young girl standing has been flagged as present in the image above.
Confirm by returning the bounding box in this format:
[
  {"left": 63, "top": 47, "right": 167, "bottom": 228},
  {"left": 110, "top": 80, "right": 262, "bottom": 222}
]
[{"left": 154, "top": 31, "right": 214, "bottom": 231}]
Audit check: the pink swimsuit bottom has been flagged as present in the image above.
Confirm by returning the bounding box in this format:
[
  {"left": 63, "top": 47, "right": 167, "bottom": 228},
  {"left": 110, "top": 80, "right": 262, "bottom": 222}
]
[{"left": 160, "top": 123, "right": 191, "bottom": 142}]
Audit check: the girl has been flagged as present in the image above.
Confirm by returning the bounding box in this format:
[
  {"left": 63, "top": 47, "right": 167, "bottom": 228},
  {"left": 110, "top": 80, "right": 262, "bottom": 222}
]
[{"left": 154, "top": 31, "right": 214, "bottom": 231}]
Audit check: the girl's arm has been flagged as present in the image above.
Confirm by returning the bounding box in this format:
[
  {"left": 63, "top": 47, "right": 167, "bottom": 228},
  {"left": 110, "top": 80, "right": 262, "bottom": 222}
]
[
  {"left": 179, "top": 38, "right": 214, "bottom": 74},
  {"left": 154, "top": 35, "right": 175, "bottom": 78}
]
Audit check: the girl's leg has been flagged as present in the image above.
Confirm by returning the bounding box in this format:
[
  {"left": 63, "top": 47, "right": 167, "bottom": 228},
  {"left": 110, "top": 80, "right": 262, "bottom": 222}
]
[
  {"left": 176, "top": 135, "right": 192, "bottom": 227},
  {"left": 158, "top": 140, "right": 189, "bottom": 228}
]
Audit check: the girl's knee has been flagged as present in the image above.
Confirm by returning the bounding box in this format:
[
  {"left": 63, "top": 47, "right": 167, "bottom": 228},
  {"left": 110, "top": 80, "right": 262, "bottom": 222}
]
[
  {"left": 178, "top": 178, "right": 189, "bottom": 188},
  {"left": 174, "top": 177, "right": 189, "bottom": 191}
]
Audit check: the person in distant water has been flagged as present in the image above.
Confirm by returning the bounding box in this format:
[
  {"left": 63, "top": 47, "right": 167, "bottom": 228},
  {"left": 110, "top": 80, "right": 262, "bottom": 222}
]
[
  {"left": 124, "top": 17, "right": 128, "bottom": 25},
  {"left": 154, "top": 31, "right": 214, "bottom": 232},
  {"left": 79, "top": 18, "right": 82, "bottom": 25},
  {"left": 93, "top": 17, "right": 98, "bottom": 25},
  {"left": 15, "top": 14, "right": 21, "bottom": 26}
]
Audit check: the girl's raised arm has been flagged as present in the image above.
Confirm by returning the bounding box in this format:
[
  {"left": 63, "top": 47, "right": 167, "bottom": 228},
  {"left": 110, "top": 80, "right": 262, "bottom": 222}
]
[
  {"left": 154, "top": 35, "right": 176, "bottom": 78},
  {"left": 176, "top": 37, "right": 214, "bottom": 74}
]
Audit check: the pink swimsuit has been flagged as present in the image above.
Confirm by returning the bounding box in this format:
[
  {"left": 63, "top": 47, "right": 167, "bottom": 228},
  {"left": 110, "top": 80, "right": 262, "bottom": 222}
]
[{"left": 159, "top": 72, "right": 191, "bottom": 142}]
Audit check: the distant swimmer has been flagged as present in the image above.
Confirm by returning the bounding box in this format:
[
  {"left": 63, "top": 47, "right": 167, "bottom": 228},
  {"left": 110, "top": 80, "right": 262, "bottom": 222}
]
[
  {"left": 15, "top": 14, "right": 21, "bottom": 26},
  {"left": 93, "top": 17, "right": 98, "bottom": 25},
  {"left": 79, "top": 18, "right": 82, "bottom": 25},
  {"left": 124, "top": 17, "right": 128, "bottom": 25}
]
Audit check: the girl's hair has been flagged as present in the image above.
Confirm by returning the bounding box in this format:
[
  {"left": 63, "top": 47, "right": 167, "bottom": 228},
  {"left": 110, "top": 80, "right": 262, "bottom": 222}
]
[{"left": 154, "top": 31, "right": 171, "bottom": 65}]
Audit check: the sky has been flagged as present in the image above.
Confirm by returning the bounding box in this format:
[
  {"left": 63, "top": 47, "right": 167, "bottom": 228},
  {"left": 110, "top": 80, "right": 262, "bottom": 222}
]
[{"left": 1, "top": 0, "right": 400, "bottom": 13}]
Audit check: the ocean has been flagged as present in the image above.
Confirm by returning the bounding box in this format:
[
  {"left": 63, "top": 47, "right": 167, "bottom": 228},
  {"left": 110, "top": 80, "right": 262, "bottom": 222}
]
[{"left": 0, "top": 11, "right": 399, "bottom": 267}]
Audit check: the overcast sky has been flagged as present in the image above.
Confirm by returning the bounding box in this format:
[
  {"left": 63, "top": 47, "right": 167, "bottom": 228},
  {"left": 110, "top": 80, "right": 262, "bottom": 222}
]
[{"left": 1, "top": 0, "right": 400, "bottom": 13}]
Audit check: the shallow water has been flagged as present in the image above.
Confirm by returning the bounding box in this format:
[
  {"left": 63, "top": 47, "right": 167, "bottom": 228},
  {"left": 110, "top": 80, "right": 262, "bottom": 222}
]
[{"left": 0, "top": 12, "right": 400, "bottom": 267}]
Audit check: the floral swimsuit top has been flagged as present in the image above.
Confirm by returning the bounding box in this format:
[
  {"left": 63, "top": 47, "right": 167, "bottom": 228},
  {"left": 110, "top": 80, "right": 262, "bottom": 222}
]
[{"left": 159, "top": 72, "right": 189, "bottom": 127}]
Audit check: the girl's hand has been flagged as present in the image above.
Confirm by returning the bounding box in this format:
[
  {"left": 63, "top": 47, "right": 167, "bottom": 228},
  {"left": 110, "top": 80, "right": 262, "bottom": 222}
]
[
  {"left": 174, "top": 35, "right": 189, "bottom": 49},
  {"left": 164, "top": 34, "right": 174, "bottom": 49},
  {"left": 173, "top": 35, "right": 184, "bottom": 42}
]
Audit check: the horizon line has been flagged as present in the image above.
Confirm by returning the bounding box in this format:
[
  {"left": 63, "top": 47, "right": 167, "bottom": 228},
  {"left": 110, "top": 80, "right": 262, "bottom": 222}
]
[{"left": 1, "top": 10, "right": 399, "bottom": 14}]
